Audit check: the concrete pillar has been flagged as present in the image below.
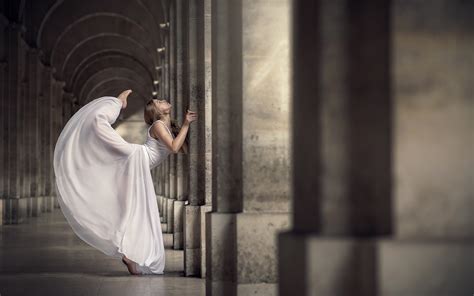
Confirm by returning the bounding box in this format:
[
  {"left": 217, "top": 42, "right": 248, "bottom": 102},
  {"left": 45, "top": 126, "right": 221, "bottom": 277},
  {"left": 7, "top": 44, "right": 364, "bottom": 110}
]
[
  {"left": 173, "top": 0, "right": 189, "bottom": 250},
  {"left": 206, "top": 0, "right": 291, "bottom": 294},
  {"left": 184, "top": 0, "right": 213, "bottom": 277},
  {"left": 3, "top": 24, "right": 27, "bottom": 224}
]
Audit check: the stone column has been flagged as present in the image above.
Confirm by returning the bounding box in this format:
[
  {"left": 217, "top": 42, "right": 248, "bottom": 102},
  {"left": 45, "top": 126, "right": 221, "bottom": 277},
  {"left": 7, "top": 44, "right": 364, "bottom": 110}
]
[
  {"left": 383, "top": 1, "right": 473, "bottom": 295},
  {"left": 40, "top": 66, "right": 54, "bottom": 213},
  {"left": 160, "top": 26, "right": 170, "bottom": 226},
  {"left": 206, "top": 0, "right": 291, "bottom": 294},
  {"left": 279, "top": 1, "right": 394, "bottom": 295},
  {"left": 36, "top": 61, "right": 45, "bottom": 212},
  {"left": 0, "top": 59, "right": 6, "bottom": 224},
  {"left": 62, "top": 92, "right": 74, "bottom": 123},
  {"left": 184, "top": 0, "right": 213, "bottom": 277},
  {"left": 52, "top": 79, "right": 64, "bottom": 209},
  {"left": 0, "top": 61, "right": 6, "bottom": 212},
  {"left": 173, "top": 0, "right": 189, "bottom": 250},
  {"left": 4, "top": 24, "right": 27, "bottom": 224},
  {"left": 0, "top": 14, "right": 6, "bottom": 223},
  {"left": 26, "top": 49, "right": 41, "bottom": 217},
  {"left": 165, "top": 0, "right": 178, "bottom": 234}
]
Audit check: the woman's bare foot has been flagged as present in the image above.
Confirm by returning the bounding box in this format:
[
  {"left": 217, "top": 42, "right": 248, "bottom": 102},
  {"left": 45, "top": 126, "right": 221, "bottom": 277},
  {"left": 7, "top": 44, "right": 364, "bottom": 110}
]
[
  {"left": 122, "top": 255, "right": 140, "bottom": 275},
  {"left": 117, "top": 89, "right": 132, "bottom": 109}
]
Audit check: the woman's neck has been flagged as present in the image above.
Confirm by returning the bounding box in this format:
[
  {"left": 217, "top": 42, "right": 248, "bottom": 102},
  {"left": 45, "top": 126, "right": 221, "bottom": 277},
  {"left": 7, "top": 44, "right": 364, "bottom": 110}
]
[{"left": 159, "top": 115, "right": 171, "bottom": 128}]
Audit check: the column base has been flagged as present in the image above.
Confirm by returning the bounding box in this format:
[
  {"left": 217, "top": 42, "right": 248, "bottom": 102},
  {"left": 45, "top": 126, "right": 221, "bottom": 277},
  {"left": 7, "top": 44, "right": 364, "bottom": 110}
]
[
  {"left": 173, "top": 200, "right": 185, "bottom": 249},
  {"left": 156, "top": 195, "right": 163, "bottom": 220},
  {"left": 161, "top": 222, "right": 168, "bottom": 233},
  {"left": 26, "top": 197, "right": 33, "bottom": 217},
  {"left": 31, "top": 196, "right": 43, "bottom": 217},
  {"left": 162, "top": 197, "right": 168, "bottom": 224},
  {"left": 206, "top": 212, "right": 290, "bottom": 296},
  {"left": 1, "top": 198, "right": 28, "bottom": 224},
  {"left": 41, "top": 195, "right": 54, "bottom": 212},
  {"left": 184, "top": 205, "right": 201, "bottom": 276},
  {"left": 200, "top": 205, "right": 212, "bottom": 278},
  {"left": 166, "top": 198, "right": 175, "bottom": 233},
  {"left": 53, "top": 195, "right": 60, "bottom": 208},
  {"left": 278, "top": 232, "right": 474, "bottom": 296}
]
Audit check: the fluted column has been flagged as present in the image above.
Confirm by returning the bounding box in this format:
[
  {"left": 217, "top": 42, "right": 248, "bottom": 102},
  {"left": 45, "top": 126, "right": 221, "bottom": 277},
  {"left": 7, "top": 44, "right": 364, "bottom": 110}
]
[{"left": 173, "top": 0, "right": 189, "bottom": 250}]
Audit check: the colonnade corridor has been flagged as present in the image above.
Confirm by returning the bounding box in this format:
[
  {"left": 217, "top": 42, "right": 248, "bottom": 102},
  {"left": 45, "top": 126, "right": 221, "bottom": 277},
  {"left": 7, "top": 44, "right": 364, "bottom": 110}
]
[{"left": 1, "top": 0, "right": 473, "bottom": 295}]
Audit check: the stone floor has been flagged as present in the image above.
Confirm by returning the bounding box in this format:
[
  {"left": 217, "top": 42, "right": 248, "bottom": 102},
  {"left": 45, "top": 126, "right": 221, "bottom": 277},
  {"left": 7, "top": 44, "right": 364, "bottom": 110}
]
[{"left": 0, "top": 209, "right": 205, "bottom": 296}]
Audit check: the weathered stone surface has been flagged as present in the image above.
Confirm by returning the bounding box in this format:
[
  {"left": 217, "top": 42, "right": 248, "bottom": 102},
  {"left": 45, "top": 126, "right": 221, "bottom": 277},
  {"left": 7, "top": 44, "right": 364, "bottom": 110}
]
[
  {"left": 166, "top": 198, "right": 175, "bottom": 233},
  {"left": 207, "top": 212, "right": 289, "bottom": 295},
  {"left": 200, "top": 204, "right": 211, "bottom": 278},
  {"left": 184, "top": 205, "right": 201, "bottom": 276},
  {"left": 173, "top": 200, "right": 185, "bottom": 249},
  {"left": 393, "top": 0, "right": 474, "bottom": 239},
  {"left": 378, "top": 240, "right": 474, "bottom": 296},
  {"left": 279, "top": 234, "right": 379, "bottom": 296},
  {"left": 236, "top": 213, "right": 289, "bottom": 284},
  {"left": 241, "top": 0, "right": 291, "bottom": 213}
]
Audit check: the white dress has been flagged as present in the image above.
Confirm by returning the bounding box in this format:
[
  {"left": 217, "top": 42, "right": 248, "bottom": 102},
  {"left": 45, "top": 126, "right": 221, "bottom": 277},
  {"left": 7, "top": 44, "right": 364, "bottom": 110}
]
[{"left": 53, "top": 96, "right": 173, "bottom": 275}]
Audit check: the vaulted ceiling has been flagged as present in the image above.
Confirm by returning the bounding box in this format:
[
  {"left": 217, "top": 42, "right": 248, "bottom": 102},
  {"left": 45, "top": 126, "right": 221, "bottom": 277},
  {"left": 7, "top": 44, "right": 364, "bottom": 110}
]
[{"left": 1, "top": 0, "right": 169, "bottom": 118}]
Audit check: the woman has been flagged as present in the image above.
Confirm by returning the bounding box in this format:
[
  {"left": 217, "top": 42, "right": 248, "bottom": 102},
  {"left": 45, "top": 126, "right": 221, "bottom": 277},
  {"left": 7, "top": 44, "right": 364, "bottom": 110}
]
[{"left": 53, "top": 89, "right": 197, "bottom": 275}]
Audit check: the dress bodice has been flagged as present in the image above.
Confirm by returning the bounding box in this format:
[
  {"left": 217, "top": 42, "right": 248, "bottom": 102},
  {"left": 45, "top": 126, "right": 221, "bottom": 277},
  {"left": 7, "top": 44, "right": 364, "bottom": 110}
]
[{"left": 142, "top": 120, "right": 174, "bottom": 170}]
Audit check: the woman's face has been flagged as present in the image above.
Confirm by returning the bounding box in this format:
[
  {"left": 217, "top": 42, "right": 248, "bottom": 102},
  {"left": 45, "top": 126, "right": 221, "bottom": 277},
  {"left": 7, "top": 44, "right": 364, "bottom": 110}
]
[{"left": 154, "top": 99, "right": 171, "bottom": 114}]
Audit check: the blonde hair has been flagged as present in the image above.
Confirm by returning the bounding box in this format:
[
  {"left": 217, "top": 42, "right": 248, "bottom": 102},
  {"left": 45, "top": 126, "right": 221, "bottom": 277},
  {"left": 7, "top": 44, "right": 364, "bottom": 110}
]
[
  {"left": 144, "top": 99, "right": 163, "bottom": 125},
  {"left": 144, "top": 99, "right": 189, "bottom": 152}
]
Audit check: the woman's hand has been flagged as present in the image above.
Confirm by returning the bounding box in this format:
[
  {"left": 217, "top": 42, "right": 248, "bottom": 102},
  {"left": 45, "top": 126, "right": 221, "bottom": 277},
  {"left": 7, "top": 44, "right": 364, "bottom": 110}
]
[
  {"left": 117, "top": 89, "right": 132, "bottom": 109},
  {"left": 184, "top": 110, "right": 198, "bottom": 125}
]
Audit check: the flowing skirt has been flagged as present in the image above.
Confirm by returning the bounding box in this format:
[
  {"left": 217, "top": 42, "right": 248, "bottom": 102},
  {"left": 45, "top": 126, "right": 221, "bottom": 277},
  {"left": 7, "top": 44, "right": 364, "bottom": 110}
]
[{"left": 53, "top": 96, "right": 165, "bottom": 274}]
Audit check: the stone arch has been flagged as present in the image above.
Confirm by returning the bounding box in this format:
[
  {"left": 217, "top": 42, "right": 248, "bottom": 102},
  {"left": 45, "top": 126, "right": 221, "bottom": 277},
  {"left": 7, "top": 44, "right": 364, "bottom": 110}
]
[
  {"left": 37, "top": 0, "right": 161, "bottom": 52},
  {"left": 60, "top": 34, "right": 155, "bottom": 81},
  {"left": 71, "top": 54, "right": 152, "bottom": 95},
  {"left": 84, "top": 77, "right": 149, "bottom": 104},
  {"left": 79, "top": 67, "right": 150, "bottom": 102},
  {"left": 50, "top": 13, "right": 156, "bottom": 71}
]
